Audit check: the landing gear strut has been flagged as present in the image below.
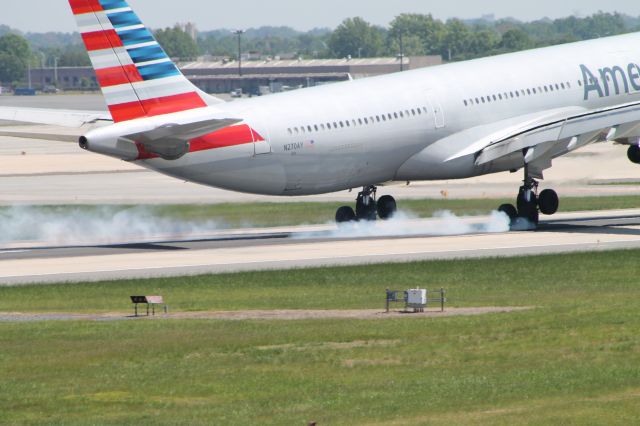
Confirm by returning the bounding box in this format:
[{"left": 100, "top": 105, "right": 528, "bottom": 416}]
[
  {"left": 498, "top": 164, "right": 559, "bottom": 228},
  {"left": 335, "top": 186, "right": 398, "bottom": 223}
]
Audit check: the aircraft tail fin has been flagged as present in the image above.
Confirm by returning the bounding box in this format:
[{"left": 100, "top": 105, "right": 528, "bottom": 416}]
[{"left": 68, "top": 0, "right": 221, "bottom": 123}]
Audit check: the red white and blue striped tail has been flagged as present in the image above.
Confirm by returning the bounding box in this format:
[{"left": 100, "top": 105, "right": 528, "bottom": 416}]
[{"left": 69, "top": 0, "right": 217, "bottom": 123}]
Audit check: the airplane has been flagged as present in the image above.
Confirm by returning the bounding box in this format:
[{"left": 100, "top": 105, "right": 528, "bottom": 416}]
[{"left": 3, "top": 0, "right": 640, "bottom": 226}]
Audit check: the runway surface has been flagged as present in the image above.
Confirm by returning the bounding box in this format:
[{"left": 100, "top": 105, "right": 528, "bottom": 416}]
[{"left": 2, "top": 209, "right": 640, "bottom": 286}]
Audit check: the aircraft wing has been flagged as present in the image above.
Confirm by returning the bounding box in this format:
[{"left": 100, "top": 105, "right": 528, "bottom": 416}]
[{"left": 445, "top": 101, "right": 640, "bottom": 178}]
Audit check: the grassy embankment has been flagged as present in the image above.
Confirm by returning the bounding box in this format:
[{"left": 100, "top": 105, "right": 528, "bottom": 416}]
[
  {"left": 5, "top": 195, "right": 640, "bottom": 228},
  {"left": 2, "top": 250, "right": 640, "bottom": 424}
]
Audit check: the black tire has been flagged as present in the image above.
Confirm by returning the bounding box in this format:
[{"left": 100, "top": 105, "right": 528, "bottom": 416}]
[
  {"left": 628, "top": 145, "right": 640, "bottom": 164},
  {"left": 538, "top": 189, "right": 559, "bottom": 216},
  {"left": 377, "top": 195, "right": 397, "bottom": 220},
  {"left": 498, "top": 204, "right": 518, "bottom": 221},
  {"left": 335, "top": 206, "right": 356, "bottom": 223},
  {"left": 517, "top": 188, "right": 539, "bottom": 225}
]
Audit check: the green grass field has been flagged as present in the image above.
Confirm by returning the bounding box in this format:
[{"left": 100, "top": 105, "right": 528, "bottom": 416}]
[
  {"left": 4, "top": 195, "right": 640, "bottom": 229},
  {"left": 2, "top": 251, "right": 640, "bottom": 424}
]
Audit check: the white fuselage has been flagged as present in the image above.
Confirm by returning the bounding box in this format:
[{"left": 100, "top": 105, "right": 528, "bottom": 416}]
[{"left": 132, "top": 33, "right": 640, "bottom": 196}]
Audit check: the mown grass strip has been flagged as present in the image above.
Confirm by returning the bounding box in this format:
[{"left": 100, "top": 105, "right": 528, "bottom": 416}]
[{"left": 1, "top": 251, "right": 640, "bottom": 425}]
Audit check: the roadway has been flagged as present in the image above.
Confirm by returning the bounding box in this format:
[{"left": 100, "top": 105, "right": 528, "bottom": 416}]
[{"left": 2, "top": 210, "right": 640, "bottom": 286}]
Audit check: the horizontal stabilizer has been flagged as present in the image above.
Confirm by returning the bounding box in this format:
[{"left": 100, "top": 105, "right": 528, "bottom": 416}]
[
  {"left": 123, "top": 117, "right": 243, "bottom": 160},
  {"left": 122, "top": 117, "right": 242, "bottom": 143}
]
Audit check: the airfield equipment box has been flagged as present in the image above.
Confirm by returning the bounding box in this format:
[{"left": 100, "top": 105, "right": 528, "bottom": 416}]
[{"left": 407, "top": 289, "right": 427, "bottom": 306}]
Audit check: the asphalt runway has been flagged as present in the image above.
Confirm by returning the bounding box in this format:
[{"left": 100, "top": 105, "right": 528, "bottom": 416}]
[{"left": 2, "top": 210, "right": 640, "bottom": 286}]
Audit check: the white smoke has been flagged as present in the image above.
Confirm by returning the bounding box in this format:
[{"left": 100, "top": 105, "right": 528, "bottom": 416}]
[
  {"left": 296, "top": 210, "right": 511, "bottom": 239},
  {"left": 0, "top": 206, "right": 224, "bottom": 247},
  {"left": 0, "top": 206, "right": 513, "bottom": 249}
]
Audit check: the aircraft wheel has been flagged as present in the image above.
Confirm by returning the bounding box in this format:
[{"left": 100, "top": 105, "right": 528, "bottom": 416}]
[
  {"left": 498, "top": 204, "right": 518, "bottom": 221},
  {"left": 335, "top": 206, "right": 356, "bottom": 223},
  {"left": 377, "top": 195, "right": 397, "bottom": 220},
  {"left": 538, "top": 189, "right": 559, "bottom": 216}
]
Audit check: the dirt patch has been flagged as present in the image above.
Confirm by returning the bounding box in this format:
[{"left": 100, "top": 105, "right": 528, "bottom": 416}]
[{"left": 0, "top": 307, "right": 532, "bottom": 323}]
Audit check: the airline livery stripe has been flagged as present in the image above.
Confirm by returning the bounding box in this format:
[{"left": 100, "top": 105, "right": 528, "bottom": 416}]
[
  {"left": 127, "top": 45, "right": 167, "bottom": 63},
  {"left": 131, "top": 77, "right": 198, "bottom": 101},
  {"left": 141, "top": 92, "right": 207, "bottom": 117},
  {"left": 82, "top": 29, "right": 123, "bottom": 51},
  {"left": 109, "top": 92, "right": 207, "bottom": 122},
  {"left": 108, "top": 102, "right": 147, "bottom": 123},
  {"left": 107, "top": 10, "right": 142, "bottom": 28},
  {"left": 95, "top": 64, "right": 144, "bottom": 87},
  {"left": 136, "top": 125, "right": 262, "bottom": 160},
  {"left": 89, "top": 47, "right": 134, "bottom": 69},
  {"left": 69, "top": 0, "right": 103, "bottom": 15},
  {"left": 137, "top": 62, "right": 181, "bottom": 80},
  {"left": 98, "top": 0, "right": 129, "bottom": 10},
  {"left": 102, "top": 85, "right": 141, "bottom": 106},
  {"left": 190, "top": 125, "right": 264, "bottom": 152},
  {"left": 117, "top": 27, "right": 154, "bottom": 46}
]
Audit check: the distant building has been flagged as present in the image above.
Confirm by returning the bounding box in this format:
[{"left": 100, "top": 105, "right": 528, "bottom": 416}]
[
  {"left": 26, "top": 55, "right": 443, "bottom": 94},
  {"left": 180, "top": 56, "right": 443, "bottom": 94},
  {"left": 177, "top": 22, "right": 198, "bottom": 40},
  {"left": 27, "top": 67, "right": 98, "bottom": 91}
]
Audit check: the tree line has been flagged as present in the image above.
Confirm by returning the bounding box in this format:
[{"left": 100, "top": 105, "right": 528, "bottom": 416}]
[{"left": 1, "top": 12, "right": 639, "bottom": 85}]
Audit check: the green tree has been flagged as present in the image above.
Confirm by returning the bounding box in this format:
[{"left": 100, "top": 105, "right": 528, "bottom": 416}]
[
  {"left": 0, "top": 34, "right": 31, "bottom": 84},
  {"left": 442, "top": 19, "right": 471, "bottom": 60},
  {"left": 328, "top": 17, "right": 384, "bottom": 58},
  {"left": 387, "top": 34, "right": 424, "bottom": 57},
  {"left": 467, "top": 30, "right": 500, "bottom": 58},
  {"left": 155, "top": 27, "right": 199, "bottom": 60},
  {"left": 389, "top": 14, "right": 445, "bottom": 55},
  {"left": 0, "top": 52, "right": 25, "bottom": 83},
  {"left": 500, "top": 28, "right": 532, "bottom": 51}
]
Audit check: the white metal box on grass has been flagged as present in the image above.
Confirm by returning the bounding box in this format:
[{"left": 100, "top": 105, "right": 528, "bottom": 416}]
[{"left": 407, "top": 289, "right": 427, "bottom": 305}]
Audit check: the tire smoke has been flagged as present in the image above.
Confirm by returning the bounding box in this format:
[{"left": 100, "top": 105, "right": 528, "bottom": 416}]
[
  {"left": 294, "top": 210, "right": 511, "bottom": 239},
  {"left": 0, "top": 206, "right": 223, "bottom": 247}
]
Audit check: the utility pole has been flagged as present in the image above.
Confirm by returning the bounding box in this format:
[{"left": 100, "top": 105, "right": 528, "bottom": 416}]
[
  {"left": 27, "top": 61, "right": 32, "bottom": 89},
  {"left": 39, "top": 52, "right": 46, "bottom": 89},
  {"left": 399, "top": 32, "right": 405, "bottom": 72},
  {"left": 53, "top": 57, "right": 59, "bottom": 87},
  {"left": 233, "top": 30, "right": 245, "bottom": 77}
]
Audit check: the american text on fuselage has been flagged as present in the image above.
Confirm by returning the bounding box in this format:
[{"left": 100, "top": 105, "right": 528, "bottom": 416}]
[{"left": 581, "top": 63, "right": 640, "bottom": 100}]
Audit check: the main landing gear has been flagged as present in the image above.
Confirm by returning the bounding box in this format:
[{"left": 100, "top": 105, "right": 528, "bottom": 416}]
[
  {"left": 335, "top": 186, "right": 398, "bottom": 223},
  {"left": 498, "top": 165, "right": 559, "bottom": 228}
]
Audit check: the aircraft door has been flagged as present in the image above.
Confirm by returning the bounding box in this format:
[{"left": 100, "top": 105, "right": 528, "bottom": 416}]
[
  {"left": 426, "top": 92, "right": 445, "bottom": 129},
  {"left": 251, "top": 112, "right": 273, "bottom": 156}
]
